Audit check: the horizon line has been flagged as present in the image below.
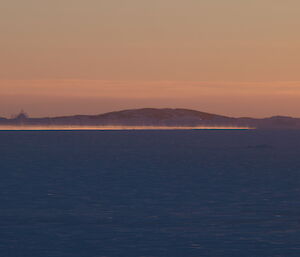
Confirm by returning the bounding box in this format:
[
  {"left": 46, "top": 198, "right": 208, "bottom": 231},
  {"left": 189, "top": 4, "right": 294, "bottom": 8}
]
[
  {"left": 0, "top": 125, "right": 254, "bottom": 131},
  {"left": 1, "top": 107, "right": 299, "bottom": 120}
]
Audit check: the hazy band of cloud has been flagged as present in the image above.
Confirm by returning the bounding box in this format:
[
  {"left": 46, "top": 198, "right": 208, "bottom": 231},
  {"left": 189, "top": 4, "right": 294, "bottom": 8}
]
[{"left": 2, "top": 79, "right": 300, "bottom": 95}]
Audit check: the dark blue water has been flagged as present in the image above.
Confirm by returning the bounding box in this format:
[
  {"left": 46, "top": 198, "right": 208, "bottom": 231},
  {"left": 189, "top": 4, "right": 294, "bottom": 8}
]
[{"left": 1, "top": 130, "right": 300, "bottom": 257}]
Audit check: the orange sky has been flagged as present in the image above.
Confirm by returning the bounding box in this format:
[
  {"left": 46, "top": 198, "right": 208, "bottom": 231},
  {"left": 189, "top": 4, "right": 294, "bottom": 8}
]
[{"left": 1, "top": 1, "right": 300, "bottom": 117}]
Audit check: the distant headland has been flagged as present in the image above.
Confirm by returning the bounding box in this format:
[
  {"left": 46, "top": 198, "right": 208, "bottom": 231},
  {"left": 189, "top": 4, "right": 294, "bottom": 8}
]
[{"left": 0, "top": 108, "right": 300, "bottom": 129}]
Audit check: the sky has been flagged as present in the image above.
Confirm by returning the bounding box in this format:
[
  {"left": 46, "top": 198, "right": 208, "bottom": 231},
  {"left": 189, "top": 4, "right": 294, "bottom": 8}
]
[{"left": 1, "top": 0, "right": 300, "bottom": 118}]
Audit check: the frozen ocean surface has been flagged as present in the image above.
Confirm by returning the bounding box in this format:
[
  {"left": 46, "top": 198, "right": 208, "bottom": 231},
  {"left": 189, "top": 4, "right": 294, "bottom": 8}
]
[{"left": 0, "top": 130, "right": 300, "bottom": 257}]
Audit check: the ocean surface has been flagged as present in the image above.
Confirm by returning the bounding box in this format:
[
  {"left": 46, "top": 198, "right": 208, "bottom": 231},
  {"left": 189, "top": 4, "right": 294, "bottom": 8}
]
[{"left": 1, "top": 130, "right": 300, "bottom": 257}]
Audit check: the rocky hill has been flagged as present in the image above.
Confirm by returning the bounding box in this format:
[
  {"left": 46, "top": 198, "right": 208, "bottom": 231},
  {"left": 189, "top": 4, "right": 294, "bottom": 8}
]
[{"left": 1, "top": 108, "right": 300, "bottom": 129}]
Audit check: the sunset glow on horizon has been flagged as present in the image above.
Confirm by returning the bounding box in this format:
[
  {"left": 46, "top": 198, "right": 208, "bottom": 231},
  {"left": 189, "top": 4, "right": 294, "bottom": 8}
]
[
  {"left": 0, "top": 125, "right": 253, "bottom": 131},
  {"left": 1, "top": 79, "right": 300, "bottom": 118},
  {"left": 1, "top": 1, "right": 300, "bottom": 118}
]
